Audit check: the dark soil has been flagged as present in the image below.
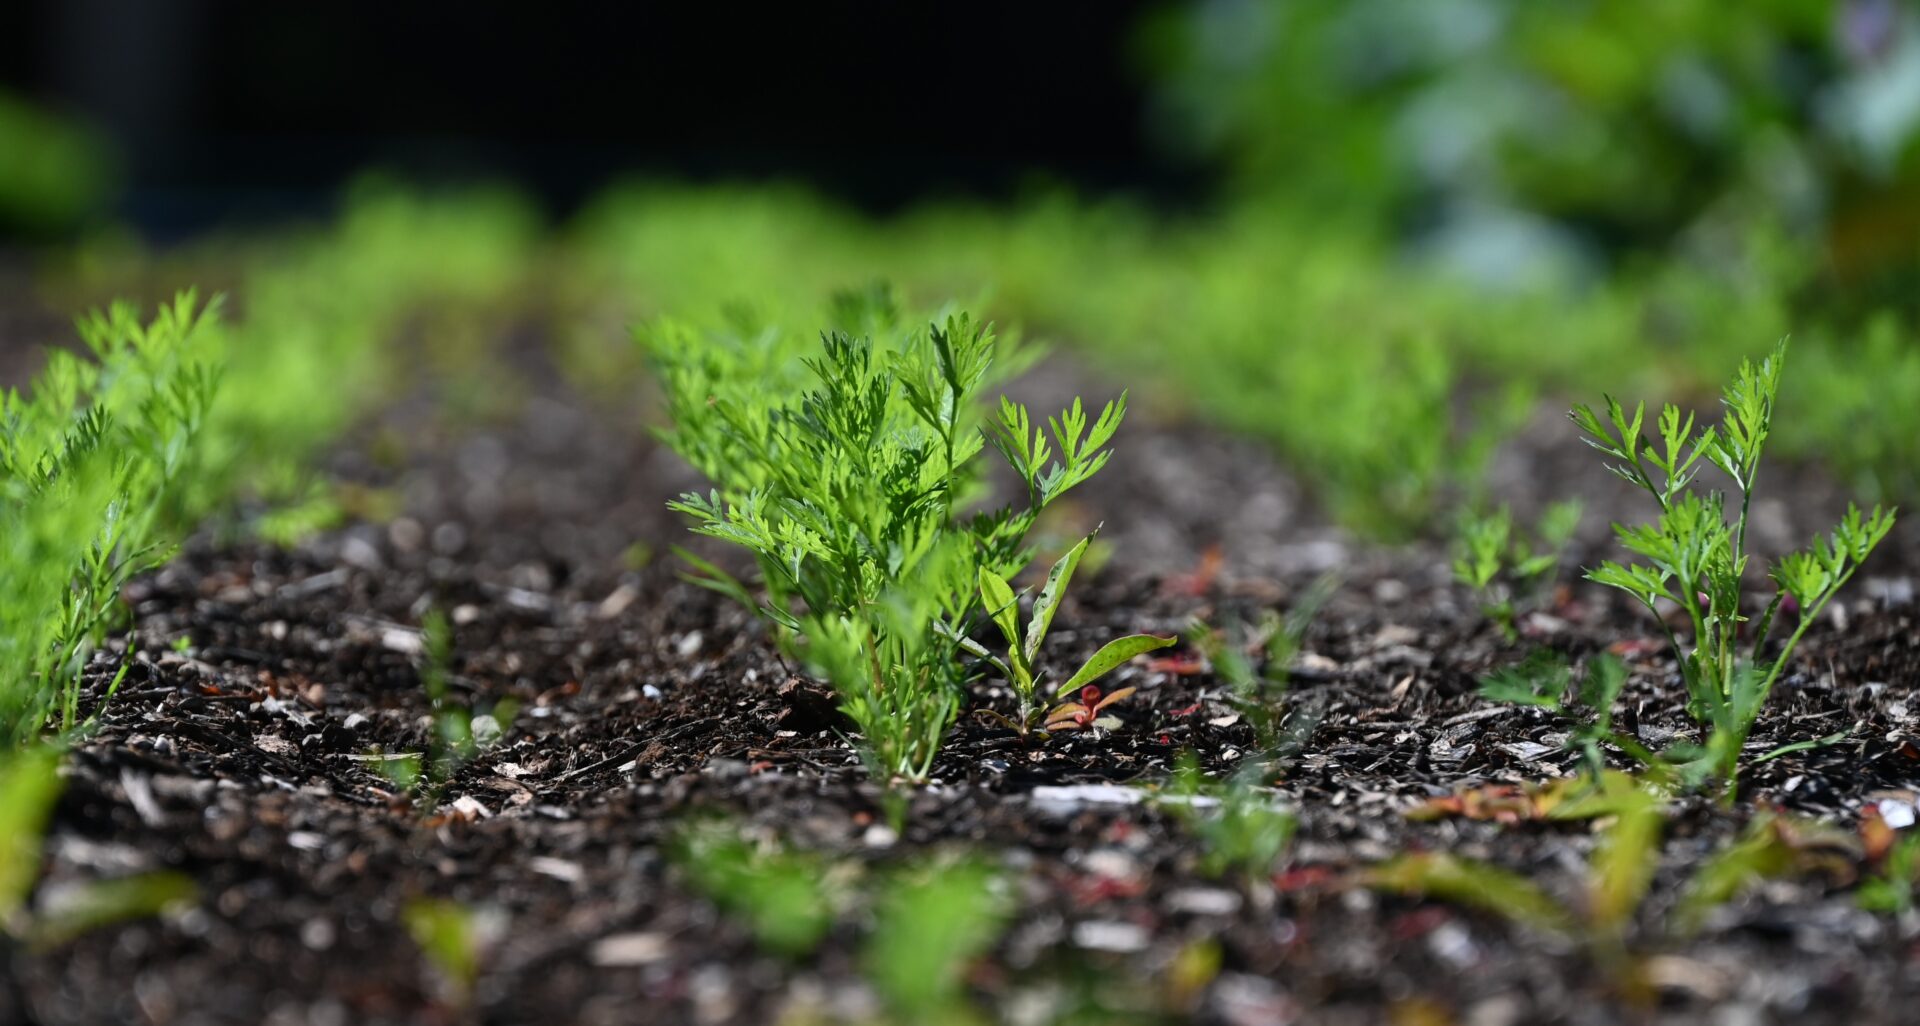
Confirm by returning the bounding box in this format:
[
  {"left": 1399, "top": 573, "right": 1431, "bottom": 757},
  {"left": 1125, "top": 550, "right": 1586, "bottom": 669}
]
[{"left": 9, "top": 338, "right": 1920, "bottom": 1026}]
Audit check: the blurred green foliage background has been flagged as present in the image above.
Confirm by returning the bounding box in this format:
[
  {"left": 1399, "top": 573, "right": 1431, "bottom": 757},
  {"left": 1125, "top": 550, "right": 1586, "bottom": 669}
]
[{"left": 3, "top": 1, "right": 1917, "bottom": 542}]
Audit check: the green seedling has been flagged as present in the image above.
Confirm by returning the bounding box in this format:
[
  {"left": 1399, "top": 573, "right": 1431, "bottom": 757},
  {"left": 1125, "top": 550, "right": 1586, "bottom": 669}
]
[
  {"left": 865, "top": 858, "right": 1008, "bottom": 1026},
  {"left": 1, "top": 745, "right": 196, "bottom": 950},
  {"left": 1381, "top": 776, "right": 1858, "bottom": 996},
  {"left": 385, "top": 611, "right": 518, "bottom": 812},
  {"left": 1165, "top": 752, "right": 1297, "bottom": 883},
  {"left": 1477, "top": 652, "right": 1639, "bottom": 781},
  {"left": 1673, "top": 813, "right": 1858, "bottom": 934},
  {"left": 1373, "top": 774, "right": 1665, "bottom": 990},
  {"left": 28, "top": 871, "right": 197, "bottom": 949},
  {"left": 1572, "top": 342, "right": 1894, "bottom": 790},
  {"left": 0, "top": 746, "right": 63, "bottom": 930},
  {"left": 969, "top": 533, "right": 1174, "bottom": 737},
  {"left": 1453, "top": 501, "right": 1581, "bottom": 641},
  {"left": 1, "top": 294, "right": 221, "bottom": 748},
  {"left": 644, "top": 293, "right": 1129, "bottom": 781},
  {"left": 670, "top": 820, "right": 839, "bottom": 958},
  {"left": 1858, "top": 824, "right": 1920, "bottom": 915},
  {"left": 404, "top": 897, "right": 503, "bottom": 1008},
  {"left": 1190, "top": 573, "right": 1335, "bottom": 758}
]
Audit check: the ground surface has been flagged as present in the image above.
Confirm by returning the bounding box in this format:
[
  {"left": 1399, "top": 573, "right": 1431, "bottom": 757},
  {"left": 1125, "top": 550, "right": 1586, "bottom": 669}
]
[{"left": 8, "top": 333, "right": 1920, "bottom": 1026}]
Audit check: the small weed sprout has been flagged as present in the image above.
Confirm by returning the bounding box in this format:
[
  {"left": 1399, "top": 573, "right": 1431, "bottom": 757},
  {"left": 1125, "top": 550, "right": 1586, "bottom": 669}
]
[
  {"left": 0, "top": 746, "right": 64, "bottom": 931},
  {"left": 386, "top": 611, "right": 517, "bottom": 811},
  {"left": 1453, "top": 501, "right": 1581, "bottom": 641},
  {"left": 1477, "top": 652, "right": 1636, "bottom": 780},
  {"left": 1, "top": 744, "right": 196, "bottom": 948},
  {"left": 1191, "top": 574, "right": 1335, "bottom": 759},
  {"left": 1374, "top": 774, "right": 1666, "bottom": 987},
  {"left": 865, "top": 858, "right": 1008, "bottom": 1026},
  {"left": 404, "top": 897, "right": 503, "bottom": 1008},
  {"left": 1383, "top": 775, "right": 1856, "bottom": 990},
  {"left": 1571, "top": 342, "right": 1894, "bottom": 787},
  {"left": 969, "top": 532, "right": 1174, "bottom": 737},
  {"left": 1858, "top": 825, "right": 1920, "bottom": 916},
  {"left": 669, "top": 820, "right": 839, "bottom": 958},
  {"left": 1166, "top": 753, "right": 1298, "bottom": 884}
]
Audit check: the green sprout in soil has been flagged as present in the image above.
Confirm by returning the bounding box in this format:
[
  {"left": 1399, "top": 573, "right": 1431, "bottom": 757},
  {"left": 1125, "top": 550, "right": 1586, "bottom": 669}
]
[
  {"left": 1, "top": 744, "right": 196, "bottom": 949},
  {"left": 0, "top": 746, "right": 64, "bottom": 931},
  {"left": 864, "top": 858, "right": 1007, "bottom": 1026},
  {"left": 968, "top": 532, "right": 1174, "bottom": 737},
  {"left": 1373, "top": 774, "right": 1666, "bottom": 995},
  {"left": 404, "top": 897, "right": 504, "bottom": 1009},
  {"left": 669, "top": 818, "right": 1006, "bottom": 1025},
  {"left": 643, "top": 291, "right": 1130, "bottom": 782},
  {"left": 1858, "top": 813, "right": 1920, "bottom": 916},
  {"left": 1380, "top": 773, "right": 1859, "bottom": 997},
  {"left": 1570, "top": 341, "right": 1894, "bottom": 789},
  {"left": 1452, "top": 500, "right": 1581, "bottom": 641},
  {"left": 669, "top": 820, "right": 839, "bottom": 959},
  {"left": 1165, "top": 752, "right": 1298, "bottom": 885},
  {"left": 1477, "top": 651, "right": 1635, "bottom": 782},
  {"left": 1190, "top": 573, "right": 1335, "bottom": 759},
  {"left": 383, "top": 610, "right": 518, "bottom": 813}
]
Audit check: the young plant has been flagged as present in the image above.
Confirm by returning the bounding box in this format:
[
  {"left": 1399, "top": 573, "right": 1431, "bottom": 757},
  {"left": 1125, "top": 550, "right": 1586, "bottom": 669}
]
[
  {"left": 0, "top": 746, "right": 63, "bottom": 932},
  {"left": 864, "top": 858, "right": 1008, "bottom": 1026},
  {"left": 968, "top": 533, "right": 1174, "bottom": 737},
  {"left": 670, "top": 820, "right": 839, "bottom": 958},
  {"left": 1385, "top": 774, "right": 1857, "bottom": 986},
  {"left": 1571, "top": 342, "right": 1894, "bottom": 788},
  {"left": 404, "top": 897, "right": 504, "bottom": 1009},
  {"left": 1190, "top": 573, "right": 1335, "bottom": 758},
  {"left": 1857, "top": 822, "right": 1920, "bottom": 915},
  {"left": 643, "top": 294, "right": 1129, "bottom": 781},
  {"left": 1164, "top": 753, "right": 1298, "bottom": 884},
  {"left": 1373, "top": 774, "right": 1667, "bottom": 987},
  {"left": 1453, "top": 501, "right": 1581, "bottom": 641},
  {"left": 1477, "top": 651, "right": 1637, "bottom": 781},
  {"left": 1, "top": 294, "right": 221, "bottom": 748},
  {"left": 386, "top": 611, "right": 518, "bottom": 811}
]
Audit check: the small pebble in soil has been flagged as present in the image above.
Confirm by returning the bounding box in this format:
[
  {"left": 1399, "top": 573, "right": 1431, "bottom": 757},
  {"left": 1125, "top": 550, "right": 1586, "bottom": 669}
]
[
  {"left": 1166, "top": 887, "right": 1242, "bottom": 916},
  {"left": 1071, "top": 920, "right": 1150, "bottom": 953}
]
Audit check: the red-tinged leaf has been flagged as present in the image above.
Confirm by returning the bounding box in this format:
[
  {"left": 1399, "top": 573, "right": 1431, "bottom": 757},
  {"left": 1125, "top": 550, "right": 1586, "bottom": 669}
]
[
  {"left": 1273, "top": 865, "right": 1337, "bottom": 893},
  {"left": 1092, "top": 686, "right": 1137, "bottom": 713},
  {"left": 1861, "top": 807, "right": 1896, "bottom": 863},
  {"left": 1406, "top": 785, "right": 1540, "bottom": 823},
  {"left": 1169, "top": 701, "right": 1203, "bottom": 716},
  {"left": 1162, "top": 545, "right": 1222, "bottom": 598},
  {"left": 1389, "top": 906, "right": 1453, "bottom": 942},
  {"left": 1147, "top": 655, "right": 1208, "bottom": 676},
  {"left": 1607, "top": 637, "right": 1665, "bottom": 659}
]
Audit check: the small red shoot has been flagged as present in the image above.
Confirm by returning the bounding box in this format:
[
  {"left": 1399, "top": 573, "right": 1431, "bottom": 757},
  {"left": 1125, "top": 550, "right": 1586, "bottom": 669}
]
[{"left": 1044, "top": 684, "right": 1137, "bottom": 733}]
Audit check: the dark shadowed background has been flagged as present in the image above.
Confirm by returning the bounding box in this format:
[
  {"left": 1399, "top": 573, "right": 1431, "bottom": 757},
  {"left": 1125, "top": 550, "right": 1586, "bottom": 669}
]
[{"left": 0, "top": 0, "right": 1187, "bottom": 231}]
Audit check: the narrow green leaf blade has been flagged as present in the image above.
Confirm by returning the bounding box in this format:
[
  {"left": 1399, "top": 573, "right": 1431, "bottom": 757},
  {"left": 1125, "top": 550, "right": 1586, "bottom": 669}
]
[
  {"left": 1024, "top": 534, "right": 1091, "bottom": 665},
  {"left": 1056, "top": 633, "right": 1176, "bottom": 698},
  {"left": 979, "top": 569, "right": 1021, "bottom": 652}
]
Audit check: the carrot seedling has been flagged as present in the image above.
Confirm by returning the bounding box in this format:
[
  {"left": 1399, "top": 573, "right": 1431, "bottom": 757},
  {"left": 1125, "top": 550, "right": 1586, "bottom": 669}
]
[
  {"left": 1453, "top": 501, "right": 1580, "bottom": 641},
  {"left": 643, "top": 292, "right": 1130, "bottom": 781},
  {"left": 1571, "top": 342, "right": 1894, "bottom": 789}
]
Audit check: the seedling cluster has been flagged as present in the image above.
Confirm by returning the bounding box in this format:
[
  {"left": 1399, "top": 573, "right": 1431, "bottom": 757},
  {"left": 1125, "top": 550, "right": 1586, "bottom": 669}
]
[
  {"left": 643, "top": 293, "right": 1158, "bottom": 780},
  {"left": 1557, "top": 343, "right": 1889, "bottom": 788}
]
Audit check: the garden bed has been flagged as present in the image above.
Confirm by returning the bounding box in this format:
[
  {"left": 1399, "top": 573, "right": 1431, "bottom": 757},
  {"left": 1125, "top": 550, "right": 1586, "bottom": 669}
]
[{"left": 12, "top": 343, "right": 1920, "bottom": 1026}]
